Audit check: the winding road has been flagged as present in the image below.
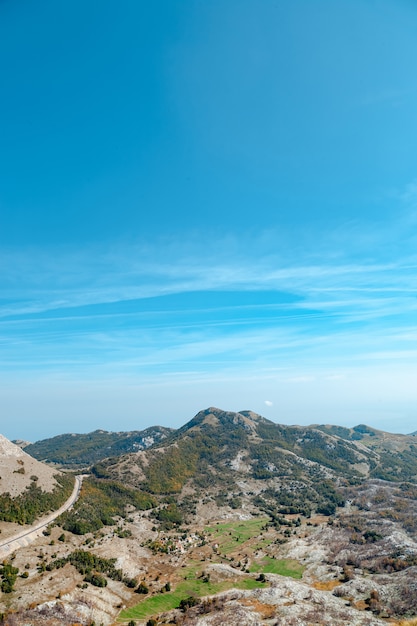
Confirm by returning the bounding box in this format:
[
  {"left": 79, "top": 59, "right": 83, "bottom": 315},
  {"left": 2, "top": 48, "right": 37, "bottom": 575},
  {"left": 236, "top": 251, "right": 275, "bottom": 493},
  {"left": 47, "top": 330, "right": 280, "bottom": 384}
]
[{"left": 0, "top": 474, "right": 84, "bottom": 558}]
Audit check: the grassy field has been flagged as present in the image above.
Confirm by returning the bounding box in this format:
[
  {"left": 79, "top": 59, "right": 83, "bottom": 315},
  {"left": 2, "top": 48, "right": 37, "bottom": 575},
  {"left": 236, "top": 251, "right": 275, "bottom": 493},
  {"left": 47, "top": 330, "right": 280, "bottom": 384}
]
[
  {"left": 249, "top": 556, "right": 305, "bottom": 579},
  {"left": 253, "top": 536, "right": 271, "bottom": 550},
  {"left": 118, "top": 575, "right": 265, "bottom": 621},
  {"left": 204, "top": 517, "right": 269, "bottom": 554}
]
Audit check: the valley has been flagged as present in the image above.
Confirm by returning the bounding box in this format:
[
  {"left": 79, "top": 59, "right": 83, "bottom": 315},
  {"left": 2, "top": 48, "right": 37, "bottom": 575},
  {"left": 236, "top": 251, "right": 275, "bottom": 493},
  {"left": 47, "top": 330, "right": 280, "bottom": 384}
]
[{"left": 1, "top": 408, "right": 417, "bottom": 625}]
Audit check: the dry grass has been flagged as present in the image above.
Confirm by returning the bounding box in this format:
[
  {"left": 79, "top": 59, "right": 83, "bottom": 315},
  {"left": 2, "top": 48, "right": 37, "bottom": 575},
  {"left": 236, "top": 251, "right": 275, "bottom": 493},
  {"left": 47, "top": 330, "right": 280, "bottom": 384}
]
[
  {"left": 312, "top": 580, "right": 342, "bottom": 591},
  {"left": 354, "top": 599, "right": 368, "bottom": 611},
  {"left": 241, "top": 598, "right": 276, "bottom": 619}
]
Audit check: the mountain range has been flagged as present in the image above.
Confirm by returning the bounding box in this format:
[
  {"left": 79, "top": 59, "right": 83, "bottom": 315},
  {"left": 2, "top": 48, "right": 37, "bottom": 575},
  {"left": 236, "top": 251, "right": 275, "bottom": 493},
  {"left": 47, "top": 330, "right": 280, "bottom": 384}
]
[
  {"left": 22, "top": 407, "right": 417, "bottom": 483},
  {"left": 2, "top": 408, "right": 417, "bottom": 625}
]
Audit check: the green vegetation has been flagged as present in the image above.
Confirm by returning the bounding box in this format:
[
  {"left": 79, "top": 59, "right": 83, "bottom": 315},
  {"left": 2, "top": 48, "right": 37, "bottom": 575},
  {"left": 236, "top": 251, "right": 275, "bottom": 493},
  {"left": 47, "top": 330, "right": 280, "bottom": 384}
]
[
  {"left": 153, "top": 502, "right": 183, "bottom": 529},
  {"left": 252, "top": 420, "right": 361, "bottom": 476},
  {"left": 89, "top": 410, "right": 407, "bottom": 520},
  {"left": 136, "top": 581, "right": 149, "bottom": 594},
  {"left": 353, "top": 424, "right": 377, "bottom": 436},
  {"left": 84, "top": 572, "right": 107, "bottom": 587},
  {"left": 143, "top": 444, "right": 200, "bottom": 494},
  {"left": 140, "top": 413, "right": 262, "bottom": 494},
  {"left": 57, "top": 477, "right": 156, "bottom": 534},
  {"left": 46, "top": 549, "right": 134, "bottom": 587},
  {"left": 318, "top": 426, "right": 417, "bottom": 484},
  {"left": 25, "top": 427, "right": 172, "bottom": 467},
  {"left": 0, "top": 474, "right": 74, "bottom": 525},
  {"left": 316, "top": 425, "right": 359, "bottom": 440},
  {"left": 371, "top": 448, "right": 417, "bottom": 482},
  {"left": 254, "top": 479, "right": 344, "bottom": 520},
  {"left": 178, "top": 595, "right": 198, "bottom": 611},
  {"left": 118, "top": 572, "right": 265, "bottom": 622},
  {"left": 0, "top": 562, "right": 19, "bottom": 593},
  {"left": 205, "top": 518, "right": 268, "bottom": 554}
]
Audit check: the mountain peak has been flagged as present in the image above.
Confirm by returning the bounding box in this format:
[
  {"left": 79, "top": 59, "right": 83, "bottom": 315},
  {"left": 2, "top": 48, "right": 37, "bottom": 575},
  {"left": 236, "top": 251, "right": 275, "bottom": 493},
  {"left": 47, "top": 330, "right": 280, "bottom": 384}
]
[
  {"left": 178, "top": 407, "right": 269, "bottom": 437},
  {"left": 0, "top": 433, "right": 26, "bottom": 458}
]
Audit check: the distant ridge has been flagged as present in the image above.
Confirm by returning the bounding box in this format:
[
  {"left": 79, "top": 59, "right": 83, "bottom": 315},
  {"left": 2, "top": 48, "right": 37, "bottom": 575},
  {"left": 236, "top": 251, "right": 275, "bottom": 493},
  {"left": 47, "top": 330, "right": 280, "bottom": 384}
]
[
  {"left": 22, "top": 408, "right": 417, "bottom": 484},
  {"left": 25, "top": 425, "right": 173, "bottom": 467}
]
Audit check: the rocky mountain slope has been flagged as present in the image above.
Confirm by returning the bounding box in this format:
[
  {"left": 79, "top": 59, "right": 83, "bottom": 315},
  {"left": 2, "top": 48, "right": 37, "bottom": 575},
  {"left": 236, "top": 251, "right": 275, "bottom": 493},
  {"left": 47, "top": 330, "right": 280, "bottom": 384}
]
[
  {"left": 93, "top": 408, "right": 417, "bottom": 511},
  {"left": 0, "top": 434, "right": 63, "bottom": 498}
]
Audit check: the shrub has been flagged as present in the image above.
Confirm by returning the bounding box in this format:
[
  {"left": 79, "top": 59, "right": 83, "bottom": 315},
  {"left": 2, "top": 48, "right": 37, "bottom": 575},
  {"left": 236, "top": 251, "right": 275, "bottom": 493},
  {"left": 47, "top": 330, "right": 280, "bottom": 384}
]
[
  {"left": 0, "top": 562, "right": 19, "bottom": 593},
  {"left": 178, "top": 596, "right": 199, "bottom": 611},
  {"left": 84, "top": 572, "right": 107, "bottom": 587},
  {"left": 136, "top": 581, "right": 149, "bottom": 594}
]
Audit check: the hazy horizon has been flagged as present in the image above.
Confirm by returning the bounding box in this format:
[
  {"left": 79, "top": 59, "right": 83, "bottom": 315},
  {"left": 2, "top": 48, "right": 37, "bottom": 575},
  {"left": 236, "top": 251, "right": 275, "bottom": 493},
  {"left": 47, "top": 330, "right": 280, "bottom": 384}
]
[{"left": 1, "top": 1, "right": 416, "bottom": 441}]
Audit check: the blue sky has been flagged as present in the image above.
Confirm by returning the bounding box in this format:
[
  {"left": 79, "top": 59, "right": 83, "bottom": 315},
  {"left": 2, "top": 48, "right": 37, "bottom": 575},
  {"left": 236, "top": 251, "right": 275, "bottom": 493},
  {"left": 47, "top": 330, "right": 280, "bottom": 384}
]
[{"left": 1, "top": 0, "right": 416, "bottom": 440}]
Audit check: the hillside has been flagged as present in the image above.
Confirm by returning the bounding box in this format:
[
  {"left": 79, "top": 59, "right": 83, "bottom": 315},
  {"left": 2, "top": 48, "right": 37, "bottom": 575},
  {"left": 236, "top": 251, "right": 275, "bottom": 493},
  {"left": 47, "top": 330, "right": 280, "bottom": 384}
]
[
  {"left": 0, "top": 434, "right": 63, "bottom": 498},
  {"left": 3, "top": 409, "right": 417, "bottom": 625},
  {"left": 316, "top": 423, "right": 417, "bottom": 481},
  {"left": 93, "top": 408, "right": 417, "bottom": 507},
  {"left": 23, "top": 425, "right": 173, "bottom": 467},
  {"left": 0, "top": 434, "right": 74, "bottom": 525}
]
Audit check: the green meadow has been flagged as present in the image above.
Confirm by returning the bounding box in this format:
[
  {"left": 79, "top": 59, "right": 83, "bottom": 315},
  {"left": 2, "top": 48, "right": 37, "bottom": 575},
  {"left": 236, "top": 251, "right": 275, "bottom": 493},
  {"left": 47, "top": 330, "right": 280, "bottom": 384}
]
[
  {"left": 249, "top": 556, "right": 305, "bottom": 578},
  {"left": 118, "top": 518, "right": 304, "bottom": 622},
  {"left": 204, "top": 517, "right": 269, "bottom": 553},
  {"left": 118, "top": 573, "right": 264, "bottom": 621}
]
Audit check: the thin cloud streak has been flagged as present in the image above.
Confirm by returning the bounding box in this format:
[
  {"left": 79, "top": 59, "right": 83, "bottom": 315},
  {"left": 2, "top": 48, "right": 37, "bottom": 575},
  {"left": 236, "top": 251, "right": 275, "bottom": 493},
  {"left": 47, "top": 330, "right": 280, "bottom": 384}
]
[
  {"left": 0, "top": 252, "right": 414, "bottom": 316},
  {"left": 1, "top": 217, "right": 416, "bottom": 435}
]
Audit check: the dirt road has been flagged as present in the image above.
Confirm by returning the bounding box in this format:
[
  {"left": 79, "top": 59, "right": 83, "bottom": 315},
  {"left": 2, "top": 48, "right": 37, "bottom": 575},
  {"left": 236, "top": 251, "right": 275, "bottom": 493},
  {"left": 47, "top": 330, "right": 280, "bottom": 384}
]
[{"left": 0, "top": 474, "right": 84, "bottom": 558}]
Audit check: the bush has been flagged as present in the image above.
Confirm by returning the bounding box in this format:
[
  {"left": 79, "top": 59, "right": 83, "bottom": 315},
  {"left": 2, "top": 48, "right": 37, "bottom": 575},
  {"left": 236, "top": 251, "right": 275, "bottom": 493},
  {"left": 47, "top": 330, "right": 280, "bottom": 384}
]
[
  {"left": 136, "top": 581, "right": 149, "bottom": 594},
  {"left": 178, "top": 596, "right": 198, "bottom": 611},
  {"left": 0, "top": 562, "right": 19, "bottom": 593},
  {"left": 84, "top": 572, "right": 107, "bottom": 587}
]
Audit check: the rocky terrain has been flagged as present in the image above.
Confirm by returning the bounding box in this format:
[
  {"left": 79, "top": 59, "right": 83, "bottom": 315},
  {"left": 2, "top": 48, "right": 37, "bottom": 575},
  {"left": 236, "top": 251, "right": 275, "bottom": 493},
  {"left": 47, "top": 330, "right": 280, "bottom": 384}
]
[
  {"left": 1, "top": 408, "right": 417, "bottom": 625},
  {"left": 0, "top": 434, "right": 62, "bottom": 498}
]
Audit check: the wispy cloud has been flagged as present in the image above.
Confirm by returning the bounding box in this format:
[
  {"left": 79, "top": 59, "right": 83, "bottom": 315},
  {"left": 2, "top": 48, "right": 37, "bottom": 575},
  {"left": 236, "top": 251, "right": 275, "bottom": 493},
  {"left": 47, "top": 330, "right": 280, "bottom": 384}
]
[{"left": 0, "top": 213, "right": 416, "bottom": 435}]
